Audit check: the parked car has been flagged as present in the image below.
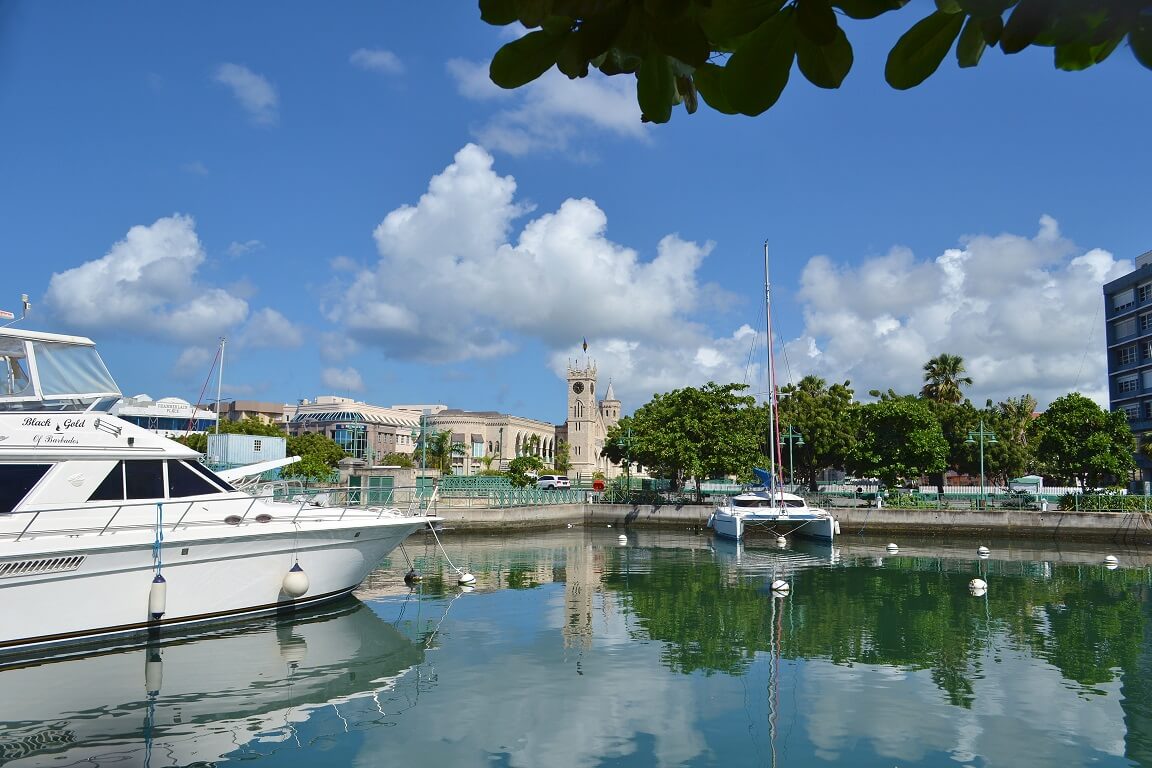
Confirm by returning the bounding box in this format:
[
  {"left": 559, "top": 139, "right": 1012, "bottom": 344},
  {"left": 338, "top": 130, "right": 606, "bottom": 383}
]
[{"left": 536, "top": 475, "right": 571, "bottom": 490}]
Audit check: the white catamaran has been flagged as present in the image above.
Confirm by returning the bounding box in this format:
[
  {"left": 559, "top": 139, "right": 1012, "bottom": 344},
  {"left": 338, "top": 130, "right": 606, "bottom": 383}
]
[
  {"left": 709, "top": 243, "right": 839, "bottom": 543},
  {"left": 0, "top": 326, "right": 437, "bottom": 655}
]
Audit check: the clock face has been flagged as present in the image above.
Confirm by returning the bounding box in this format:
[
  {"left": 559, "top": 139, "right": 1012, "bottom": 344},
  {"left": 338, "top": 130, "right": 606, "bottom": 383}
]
[{"left": 572, "top": 382, "right": 584, "bottom": 394}]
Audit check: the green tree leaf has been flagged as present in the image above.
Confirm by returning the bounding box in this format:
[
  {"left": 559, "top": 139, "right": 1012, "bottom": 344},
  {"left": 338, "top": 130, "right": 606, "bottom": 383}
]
[
  {"left": 796, "top": 24, "right": 854, "bottom": 88},
  {"left": 651, "top": 16, "right": 711, "bottom": 66},
  {"left": 885, "top": 9, "right": 965, "bottom": 90},
  {"left": 1000, "top": 0, "right": 1051, "bottom": 53},
  {"left": 833, "top": 0, "right": 906, "bottom": 20},
  {"left": 956, "top": 16, "right": 987, "bottom": 67},
  {"left": 1132, "top": 22, "right": 1152, "bottom": 70},
  {"left": 638, "top": 50, "right": 676, "bottom": 122},
  {"left": 725, "top": 6, "right": 796, "bottom": 115},
  {"left": 479, "top": 0, "right": 519, "bottom": 26},
  {"left": 692, "top": 62, "right": 739, "bottom": 114},
  {"left": 796, "top": 0, "right": 838, "bottom": 45},
  {"left": 490, "top": 30, "right": 566, "bottom": 89}
]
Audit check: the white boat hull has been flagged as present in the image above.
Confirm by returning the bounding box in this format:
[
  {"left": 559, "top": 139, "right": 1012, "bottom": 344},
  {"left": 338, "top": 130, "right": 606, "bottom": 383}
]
[
  {"left": 711, "top": 508, "right": 838, "bottom": 542},
  {"left": 0, "top": 515, "right": 429, "bottom": 653}
]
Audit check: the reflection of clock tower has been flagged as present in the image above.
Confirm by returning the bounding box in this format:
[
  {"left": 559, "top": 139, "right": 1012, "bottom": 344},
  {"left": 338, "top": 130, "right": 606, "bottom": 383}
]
[{"left": 567, "top": 361, "right": 600, "bottom": 478}]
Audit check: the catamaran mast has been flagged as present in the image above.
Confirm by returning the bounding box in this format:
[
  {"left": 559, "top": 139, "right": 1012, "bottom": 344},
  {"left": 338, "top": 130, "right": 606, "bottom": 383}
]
[{"left": 763, "top": 241, "right": 782, "bottom": 486}]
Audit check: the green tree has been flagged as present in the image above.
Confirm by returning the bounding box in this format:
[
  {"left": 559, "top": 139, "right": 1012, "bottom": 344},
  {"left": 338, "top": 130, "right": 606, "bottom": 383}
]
[
  {"left": 422, "top": 429, "right": 466, "bottom": 475},
  {"left": 980, "top": 395, "right": 1038, "bottom": 487},
  {"left": 850, "top": 395, "right": 949, "bottom": 487},
  {"left": 479, "top": 1, "right": 1152, "bottom": 124},
  {"left": 921, "top": 353, "right": 973, "bottom": 405},
  {"left": 553, "top": 440, "right": 571, "bottom": 473},
  {"left": 1029, "top": 393, "right": 1135, "bottom": 489},
  {"left": 603, "top": 382, "right": 759, "bottom": 501},
  {"left": 380, "top": 451, "right": 415, "bottom": 468},
  {"left": 283, "top": 432, "right": 347, "bottom": 482},
  {"left": 173, "top": 416, "right": 286, "bottom": 454},
  {"left": 508, "top": 455, "right": 545, "bottom": 486},
  {"left": 776, "top": 375, "right": 857, "bottom": 491}
]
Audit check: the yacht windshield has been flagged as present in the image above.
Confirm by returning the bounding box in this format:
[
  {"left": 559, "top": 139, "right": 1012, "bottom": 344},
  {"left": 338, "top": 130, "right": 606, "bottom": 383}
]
[
  {"left": 32, "top": 341, "right": 119, "bottom": 398},
  {"left": 0, "top": 338, "right": 32, "bottom": 396}
]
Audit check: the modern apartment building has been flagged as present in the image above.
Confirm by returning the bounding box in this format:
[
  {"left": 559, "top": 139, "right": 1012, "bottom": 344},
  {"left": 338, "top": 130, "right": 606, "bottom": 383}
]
[{"left": 1103, "top": 249, "right": 1152, "bottom": 483}]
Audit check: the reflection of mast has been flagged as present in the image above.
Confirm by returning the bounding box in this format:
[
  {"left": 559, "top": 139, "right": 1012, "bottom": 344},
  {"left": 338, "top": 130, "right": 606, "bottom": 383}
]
[{"left": 768, "top": 590, "right": 782, "bottom": 768}]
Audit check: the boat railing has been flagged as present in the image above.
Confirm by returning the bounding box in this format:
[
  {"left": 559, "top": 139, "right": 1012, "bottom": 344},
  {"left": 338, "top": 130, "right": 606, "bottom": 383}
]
[{"left": 2, "top": 486, "right": 433, "bottom": 542}]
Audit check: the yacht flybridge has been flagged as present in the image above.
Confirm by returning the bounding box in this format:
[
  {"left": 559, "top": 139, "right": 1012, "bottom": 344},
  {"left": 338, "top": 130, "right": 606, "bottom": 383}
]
[{"left": 0, "top": 327, "right": 436, "bottom": 655}]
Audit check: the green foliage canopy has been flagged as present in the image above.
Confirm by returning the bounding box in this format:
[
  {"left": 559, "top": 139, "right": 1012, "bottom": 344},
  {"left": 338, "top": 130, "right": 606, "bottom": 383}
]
[
  {"left": 776, "top": 375, "right": 857, "bottom": 490},
  {"left": 850, "top": 395, "right": 949, "bottom": 486},
  {"left": 1029, "top": 392, "right": 1135, "bottom": 489},
  {"left": 480, "top": 1, "right": 1152, "bottom": 123}
]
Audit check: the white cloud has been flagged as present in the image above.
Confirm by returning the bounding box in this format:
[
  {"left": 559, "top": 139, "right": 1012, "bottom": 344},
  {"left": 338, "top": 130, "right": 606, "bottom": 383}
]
[
  {"left": 446, "top": 60, "right": 645, "bottom": 155},
  {"left": 350, "top": 48, "right": 404, "bottom": 75},
  {"left": 325, "top": 145, "right": 1125, "bottom": 413},
  {"left": 227, "top": 239, "right": 263, "bottom": 257},
  {"left": 783, "top": 215, "right": 1130, "bottom": 409},
  {"left": 327, "top": 144, "right": 716, "bottom": 371},
  {"left": 45, "top": 214, "right": 249, "bottom": 344},
  {"left": 214, "top": 63, "right": 278, "bottom": 125},
  {"left": 237, "top": 308, "right": 304, "bottom": 349},
  {"left": 321, "top": 366, "right": 364, "bottom": 392},
  {"left": 181, "top": 160, "right": 209, "bottom": 176}
]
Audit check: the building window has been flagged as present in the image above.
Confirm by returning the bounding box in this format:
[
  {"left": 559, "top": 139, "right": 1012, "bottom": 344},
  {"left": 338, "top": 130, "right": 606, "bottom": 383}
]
[
  {"left": 1144, "top": 402, "right": 1152, "bottom": 419},
  {"left": 1140, "top": 283, "right": 1152, "bottom": 303},
  {"left": 1119, "top": 346, "right": 1138, "bottom": 366},
  {"left": 1141, "top": 313, "right": 1152, "bottom": 332},
  {"left": 1115, "top": 288, "right": 1136, "bottom": 311},
  {"left": 1116, "top": 317, "right": 1137, "bottom": 339},
  {"left": 1118, "top": 375, "right": 1139, "bottom": 394},
  {"left": 1122, "top": 403, "right": 1140, "bottom": 419},
  {"left": 253, "top": 439, "right": 262, "bottom": 452}
]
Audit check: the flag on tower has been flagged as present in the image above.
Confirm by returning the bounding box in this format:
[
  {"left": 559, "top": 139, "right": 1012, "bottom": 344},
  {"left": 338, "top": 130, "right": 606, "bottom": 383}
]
[{"left": 582, "top": 337, "right": 588, "bottom": 352}]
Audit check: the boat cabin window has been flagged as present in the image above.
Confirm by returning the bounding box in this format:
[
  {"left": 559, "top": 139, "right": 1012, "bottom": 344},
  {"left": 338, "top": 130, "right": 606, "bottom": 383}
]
[
  {"left": 733, "top": 497, "right": 807, "bottom": 508},
  {"left": 0, "top": 464, "right": 51, "bottom": 513},
  {"left": 31, "top": 340, "right": 118, "bottom": 399},
  {"left": 89, "top": 460, "right": 231, "bottom": 501},
  {"left": 0, "top": 339, "right": 32, "bottom": 397},
  {"left": 168, "top": 460, "right": 229, "bottom": 496}
]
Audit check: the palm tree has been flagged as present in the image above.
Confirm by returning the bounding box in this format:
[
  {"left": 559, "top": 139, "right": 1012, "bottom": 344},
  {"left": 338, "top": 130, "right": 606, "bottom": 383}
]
[
  {"left": 920, "top": 354, "right": 973, "bottom": 404},
  {"left": 424, "top": 430, "right": 466, "bottom": 474}
]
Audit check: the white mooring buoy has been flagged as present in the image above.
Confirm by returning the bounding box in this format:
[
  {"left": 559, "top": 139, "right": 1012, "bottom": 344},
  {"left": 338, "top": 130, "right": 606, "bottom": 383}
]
[
  {"left": 977, "top": 546, "right": 990, "bottom": 557},
  {"left": 1104, "top": 555, "right": 1119, "bottom": 569},
  {"left": 770, "top": 579, "right": 790, "bottom": 594},
  {"left": 148, "top": 573, "right": 167, "bottom": 620},
  {"left": 969, "top": 578, "right": 988, "bottom": 596},
  {"left": 458, "top": 571, "right": 477, "bottom": 585},
  {"left": 886, "top": 543, "right": 899, "bottom": 553},
  {"left": 282, "top": 563, "right": 310, "bottom": 598},
  {"left": 776, "top": 536, "right": 787, "bottom": 545}
]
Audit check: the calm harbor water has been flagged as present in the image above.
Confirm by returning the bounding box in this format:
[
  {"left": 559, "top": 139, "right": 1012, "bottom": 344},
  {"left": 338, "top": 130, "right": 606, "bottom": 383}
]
[{"left": 3, "top": 528, "right": 1152, "bottom": 767}]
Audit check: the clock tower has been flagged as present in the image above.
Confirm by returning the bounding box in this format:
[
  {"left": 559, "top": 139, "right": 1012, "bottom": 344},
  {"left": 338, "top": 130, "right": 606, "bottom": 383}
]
[{"left": 566, "top": 361, "right": 601, "bottom": 478}]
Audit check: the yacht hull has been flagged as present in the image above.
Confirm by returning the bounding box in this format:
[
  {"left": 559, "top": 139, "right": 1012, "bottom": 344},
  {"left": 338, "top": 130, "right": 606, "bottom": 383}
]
[{"left": 0, "top": 517, "right": 427, "bottom": 654}]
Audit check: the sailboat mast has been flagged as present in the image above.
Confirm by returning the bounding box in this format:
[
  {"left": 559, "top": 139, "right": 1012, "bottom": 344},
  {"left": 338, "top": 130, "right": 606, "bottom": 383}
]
[
  {"left": 763, "top": 241, "right": 780, "bottom": 485},
  {"left": 215, "top": 337, "right": 226, "bottom": 435}
]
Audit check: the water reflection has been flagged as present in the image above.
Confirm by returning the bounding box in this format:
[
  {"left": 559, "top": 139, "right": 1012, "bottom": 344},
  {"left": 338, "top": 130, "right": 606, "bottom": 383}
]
[
  {"left": 3, "top": 529, "right": 1150, "bottom": 767},
  {"left": 0, "top": 600, "right": 424, "bottom": 766}
]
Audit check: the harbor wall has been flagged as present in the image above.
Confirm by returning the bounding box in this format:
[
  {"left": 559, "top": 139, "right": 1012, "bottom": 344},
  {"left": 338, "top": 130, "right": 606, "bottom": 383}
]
[{"left": 430, "top": 502, "right": 1152, "bottom": 543}]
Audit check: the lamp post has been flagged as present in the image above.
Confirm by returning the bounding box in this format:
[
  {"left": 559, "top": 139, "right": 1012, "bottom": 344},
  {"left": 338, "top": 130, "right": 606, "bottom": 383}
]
[
  {"left": 965, "top": 419, "right": 998, "bottom": 508},
  {"left": 780, "top": 425, "right": 804, "bottom": 490}
]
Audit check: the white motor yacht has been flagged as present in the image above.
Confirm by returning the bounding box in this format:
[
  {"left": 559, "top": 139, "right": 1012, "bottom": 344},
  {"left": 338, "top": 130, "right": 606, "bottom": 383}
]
[{"left": 0, "top": 327, "right": 436, "bottom": 655}]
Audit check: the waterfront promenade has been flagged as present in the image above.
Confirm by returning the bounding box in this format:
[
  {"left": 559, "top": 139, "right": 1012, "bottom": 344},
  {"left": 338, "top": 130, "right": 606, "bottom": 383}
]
[{"left": 428, "top": 501, "right": 1152, "bottom": 544}]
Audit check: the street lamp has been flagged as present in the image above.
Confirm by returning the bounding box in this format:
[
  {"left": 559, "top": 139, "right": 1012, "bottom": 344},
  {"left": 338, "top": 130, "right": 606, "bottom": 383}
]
[
  {"left": 965, "top": 419, "right": 998, "bottom": 508},
  {"left": 781, "top": 425, "right": 804, "bottom": 490}
]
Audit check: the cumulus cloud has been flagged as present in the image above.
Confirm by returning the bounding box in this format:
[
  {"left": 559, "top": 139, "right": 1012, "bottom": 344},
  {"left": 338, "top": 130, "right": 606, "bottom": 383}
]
[
  {"left": 45, "top": 214, "right": 249, "bottom": 344},
  {"left": 214, "top": 63, "right": 278, "bottom": 125},
  {"left": 237, "top": 308, "right": 304, "bottom": 349},
  {"left": 227, "top": 239, "right": 263, "bottom": 257},
  {"left": 326, "top": 144, "right": 716, "bottom": 373},
  {"left": 783, "top": 215, "right": 1129, "bottom": 408},
  {"left": 350, "top": 48, "right": 403, "bottom": 75},
  {"left": 446, "top": 59, "right": 644, "bottom": 155},
  {"left": 321, "top": 366, "right": 364, "bottom": 392}
]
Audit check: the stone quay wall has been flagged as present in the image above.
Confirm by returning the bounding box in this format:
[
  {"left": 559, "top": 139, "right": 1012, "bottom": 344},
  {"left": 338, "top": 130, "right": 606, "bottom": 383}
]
[{"left": 429, "top": 502, "right": 1152, "bottom": 543}]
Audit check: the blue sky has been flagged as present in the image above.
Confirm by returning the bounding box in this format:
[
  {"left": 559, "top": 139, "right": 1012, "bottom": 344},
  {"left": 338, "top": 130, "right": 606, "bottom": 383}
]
[{"left": 2, "top": 2, "right": 1149, "bottom": 423}]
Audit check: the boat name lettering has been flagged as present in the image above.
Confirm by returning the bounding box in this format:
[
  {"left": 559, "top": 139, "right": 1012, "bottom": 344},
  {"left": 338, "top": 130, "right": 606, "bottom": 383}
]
[
  {"left": 21, "top": 417, "right": 52, "bottom": 427},
  {"left": 33, "top": 433, "right": 80, "bottom": 447},
  {"left": 62, "top": 418, "right": 87, "bottom": 429}
]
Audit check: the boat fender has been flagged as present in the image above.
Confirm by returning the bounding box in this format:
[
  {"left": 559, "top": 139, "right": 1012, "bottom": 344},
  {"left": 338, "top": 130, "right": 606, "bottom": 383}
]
[
  {"left": 282, "top": 563, "right": 309, "bottom": 598},
  {"left": 706, "top": 513, "right": 714, "bottom": 529},
  {"left": 148, "top": 574, "right": 167, "bottom": 621},
  {"left": 145, "top": 650, "right": 163, "bottom": 695},
  {"left": 833, "top": 519, "right": 840, "bottom": 536}
]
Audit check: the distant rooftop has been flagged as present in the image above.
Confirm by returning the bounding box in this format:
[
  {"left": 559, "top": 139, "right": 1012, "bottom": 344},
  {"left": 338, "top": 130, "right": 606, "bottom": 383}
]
[{"left": 1137, "top": 250, "right": 1152, "bottom": 270}]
